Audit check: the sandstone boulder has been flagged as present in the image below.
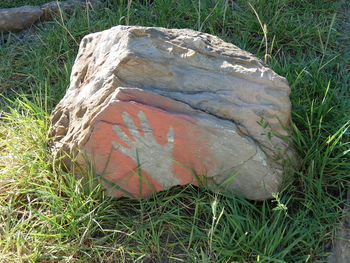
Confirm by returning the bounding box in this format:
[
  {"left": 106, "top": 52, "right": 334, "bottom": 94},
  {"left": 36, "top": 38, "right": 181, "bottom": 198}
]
[
  {"left": 0, "top": 6, "right": 43, "bottom": 32},
  {"left": 41, "top": 0, "right": 100, "bottom": 21},
  {"left": 0, "top": 1, "right": 100, "bottom": 33},
  {"left": 40, "top": 1, "right": 77, "bottom": 21},
  {"left": 49, "top": 26, "right": 297, "bottom": 200}
]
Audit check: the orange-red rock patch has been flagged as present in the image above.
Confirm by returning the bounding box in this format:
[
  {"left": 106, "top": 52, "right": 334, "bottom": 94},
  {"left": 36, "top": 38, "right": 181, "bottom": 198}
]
[{"left": 84, "top": 100, "right": 215, "bottom": 197}]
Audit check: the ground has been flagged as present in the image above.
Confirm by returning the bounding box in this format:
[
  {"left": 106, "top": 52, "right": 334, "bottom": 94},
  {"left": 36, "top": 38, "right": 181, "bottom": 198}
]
[{"left": 0, "top": 0, "right": 349, "bottom": 262}]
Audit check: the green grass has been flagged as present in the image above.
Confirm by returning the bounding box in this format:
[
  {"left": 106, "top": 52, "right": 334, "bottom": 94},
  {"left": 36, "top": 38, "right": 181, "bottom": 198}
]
[
  {"left": 1, "top": 0, "right": 349, "bottom": 262},
  {"left": 0, "top": 0, "right": 64, "bottom": 8}
]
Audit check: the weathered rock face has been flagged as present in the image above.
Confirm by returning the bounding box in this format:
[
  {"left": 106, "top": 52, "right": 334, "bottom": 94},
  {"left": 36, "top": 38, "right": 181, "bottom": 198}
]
[
  {"left": 41, "top": 0, "right": 100, "bottom": 21},
  {"left": 328, "top": 191, "right": 350, "bottom": 263},
  {"left": 41, "top": 1, "right": 76, "bottom": 21},
  {"left": 49, "top": 26, "right": 297, "bottom": 200},
  {"left": 0, "top": 0, "right": 100, "bottom": 33},
  {"left": 0, "top": 6, "right": 43, "bottom": 32}
]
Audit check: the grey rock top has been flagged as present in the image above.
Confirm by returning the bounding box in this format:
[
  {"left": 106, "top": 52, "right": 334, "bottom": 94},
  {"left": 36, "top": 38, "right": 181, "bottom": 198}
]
[
  {"left": 71, "top": 26, "right": 292, "bottom": 157},
  {"left": 328, "top": 191, "right": 350, "bottom": 263},
  {"left": 49, "top": 26, "right": 298, "bottom": 200},
  {"left": 0, "top": 6, "right": 43, "bottom": 32},
  {"left": 0, "top": 0, "right": 99, "bottom": 33}
]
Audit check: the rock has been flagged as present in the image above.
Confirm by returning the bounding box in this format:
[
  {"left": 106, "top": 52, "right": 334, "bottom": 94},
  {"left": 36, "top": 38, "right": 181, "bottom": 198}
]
[
  {"left": 0, "top": 1, "right": 101, "bottom": 33},
  {"left": 328, "top": 191, "right": 350, "bottom": 263},
  {"left": 40, "top": 1, "right": 77, "bottom": 21},
  {"left": 40, "top": 0, "right": 100, "bottom": 21},
  {"left": 0, "top": 6, "right": 43, "bottom": 33},
  {"left": 49, "top": 26, "right": 297, "bottom": 200}
]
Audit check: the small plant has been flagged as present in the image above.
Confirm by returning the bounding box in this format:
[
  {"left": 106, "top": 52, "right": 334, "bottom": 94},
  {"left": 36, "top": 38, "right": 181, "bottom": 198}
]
[{"left": 271, "top": 192, "right": 288, "bottom": 215}]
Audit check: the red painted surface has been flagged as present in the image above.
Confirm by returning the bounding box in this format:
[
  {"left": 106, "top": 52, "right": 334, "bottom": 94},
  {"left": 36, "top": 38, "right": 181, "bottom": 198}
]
[{"left": 84, "top": 99, "right": 215, "bottom": 198}]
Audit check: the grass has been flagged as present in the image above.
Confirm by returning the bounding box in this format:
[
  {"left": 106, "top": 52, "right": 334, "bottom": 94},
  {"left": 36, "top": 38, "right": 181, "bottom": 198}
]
[{"left": 0, "top": 0, "right": 349, "bottom": 262}]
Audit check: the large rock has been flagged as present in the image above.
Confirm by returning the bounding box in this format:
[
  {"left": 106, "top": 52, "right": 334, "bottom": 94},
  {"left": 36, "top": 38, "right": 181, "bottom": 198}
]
[
  {"left": 49, "top": 26, "right": 297, "bottom": 200},
  {"left": 328, "top": 191, "right": 350, "bottom": 263},
  {"left": 0, "top": 6, "right": 43, "bottom": 32},
  {"left": 40, "top": 1, "right": 77, "bottom": 21},
  {"left": 0, "top": 1, "right": 100, "bottom": 33},
  {"left": 41, "top": 0, "right": 100, "bottom": 21}
]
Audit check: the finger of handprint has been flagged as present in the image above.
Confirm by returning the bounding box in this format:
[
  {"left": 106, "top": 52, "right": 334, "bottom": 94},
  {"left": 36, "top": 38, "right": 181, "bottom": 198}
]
[
  {"left": 167, "top": 126, "right": 174, "bottom": 146},
  {"left": 122, "top": 111, "right": 140, "bottom": 140},
  {"left": 138, "top": 111, "right": 152, "bottom": 136},
  {"left": 112, "top": 141, "right": 133, "bottom": 156},
  {"left": 112, "top": 124, "right": 133, "bottom": 146}
]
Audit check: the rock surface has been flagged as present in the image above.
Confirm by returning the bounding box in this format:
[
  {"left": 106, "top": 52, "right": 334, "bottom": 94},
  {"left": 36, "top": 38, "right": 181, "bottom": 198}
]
[
  {"left": 0, "top": 6, "right": 43, "bottom": 32},
  {"left": 328, "top": 191, "right": 350, "bottom": 263},
  {"left": 0, "top": 0, "right": 100, "bottom": 33},
  {"left": 49, "top": 26, "right": 297, "bottom": 200},
  {"left": 41, "top": 0, "right": 100, "bottom": 21},
  {"left": 41, "top": 1, "right": 77, "bottom": 21}
]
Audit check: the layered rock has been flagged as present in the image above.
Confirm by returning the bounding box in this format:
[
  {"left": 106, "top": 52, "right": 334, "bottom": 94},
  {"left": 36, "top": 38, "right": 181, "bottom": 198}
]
[
  {"left": 0, "top": 6, "right": 43, "bottom": 32},
  {"left": 49, "top": 26, "right": 297, "bottom": 200},
  {"left": 0, "top": 0, "right": 99, "bottom": 33}
]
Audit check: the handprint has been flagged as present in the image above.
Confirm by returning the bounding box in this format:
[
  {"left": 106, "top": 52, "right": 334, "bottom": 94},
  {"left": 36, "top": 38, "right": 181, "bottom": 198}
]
[{"left": 111, "top": 111, "right": 180, "bottom": 189}]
